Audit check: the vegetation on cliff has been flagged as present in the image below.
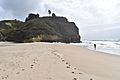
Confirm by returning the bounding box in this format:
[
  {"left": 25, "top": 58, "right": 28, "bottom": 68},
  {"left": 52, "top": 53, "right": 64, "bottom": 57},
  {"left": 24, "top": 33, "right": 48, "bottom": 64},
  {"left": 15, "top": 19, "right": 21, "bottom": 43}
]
[{"left": 0, "top": 13, "right": 81, "bottom": 43}]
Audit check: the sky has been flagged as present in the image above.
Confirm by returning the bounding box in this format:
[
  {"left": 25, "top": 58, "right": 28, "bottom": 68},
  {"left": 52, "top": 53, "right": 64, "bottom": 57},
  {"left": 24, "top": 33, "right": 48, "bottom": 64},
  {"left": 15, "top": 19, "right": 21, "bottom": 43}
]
[{"left": 0, "top": 0, "right": 120, "bottom": 40}]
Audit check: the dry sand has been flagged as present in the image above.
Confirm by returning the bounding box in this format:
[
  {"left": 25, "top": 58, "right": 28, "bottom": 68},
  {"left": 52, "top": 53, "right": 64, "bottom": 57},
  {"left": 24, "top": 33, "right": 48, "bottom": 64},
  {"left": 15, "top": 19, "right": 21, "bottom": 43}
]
[{"left": 0, "top": 42, "right": 120, "bottom": 80}]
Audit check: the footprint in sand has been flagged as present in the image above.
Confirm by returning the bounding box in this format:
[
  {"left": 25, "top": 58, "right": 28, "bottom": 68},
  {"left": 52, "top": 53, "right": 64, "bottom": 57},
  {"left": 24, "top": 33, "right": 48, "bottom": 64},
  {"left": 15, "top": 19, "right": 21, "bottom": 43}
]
[
  {"left": 52, "top": 53, "right": 84, "bottom": 80},
  {"left": 21, "top": 68, "right": 25, "bottom": 71},
  {"left": 90, "top": 78, "right": 93, "bottom": 80},
  {"left": 30, "top": 58, "right": 41, "bottom": 69},
  {"left": 73, "top": 77, "right": 77, "bottom": 80},
  {"left": 1, "top": 75, "right": 8, "bottom": 79},
  {"left": 30, "top": 64, "right": 34, "bottom": 68},
  {"left": 66, "top": 66, "right": 70, "bottom": 68},
  {"left": 62, "top": 59, "right": 65, "bottom": 62},
  {"left": 33, "top": 58, "right": 39, "bottom": 64},
  {"left": 79, "top": 72, "right": 82, "bottom": 74},
  {"left": 16, "top": 68, "right": 25, "bottom": 75},
  {"left": 74, "top": 68, "right": 77, "bottom": 70},
  {"left": 73, "top": 67, "right": 83, "bottom": 74},
  {"left": 72, "top": 71, "right": 75, "bottom": 74},
  {"left": 63, "top": 60, "right": 84, "bottom": 80},
  {"left": 66, "top": 62, "right": 69, "bottom": 65},
  {"left": 16, "top": 72, "right": 20, "bottom": 74}
]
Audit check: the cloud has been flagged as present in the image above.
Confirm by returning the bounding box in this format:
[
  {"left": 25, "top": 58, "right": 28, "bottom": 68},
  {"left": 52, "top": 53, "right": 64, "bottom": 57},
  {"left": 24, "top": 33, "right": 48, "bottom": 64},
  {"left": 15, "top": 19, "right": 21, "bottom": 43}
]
[
  {"left": 42, "top": 0, "right": 120, "bottom": 25},
  {"left": 0, "top": 6, "right": 14, "bottom": 20},
  {"left": 0, "top": 0, "right": 43, "bottom": 20}
]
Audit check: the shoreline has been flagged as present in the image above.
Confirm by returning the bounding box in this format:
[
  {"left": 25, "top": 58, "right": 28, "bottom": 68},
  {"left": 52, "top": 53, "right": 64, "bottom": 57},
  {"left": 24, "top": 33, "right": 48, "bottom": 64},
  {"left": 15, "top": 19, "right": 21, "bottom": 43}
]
[
  {"left": 87, "top": 46, "right": 120, "bottom": 58},
  {"left": 70, "top": 42, "right": 120, "bottom": 57},
  {"left": 0, "top": 42, "right": 120, "bottom": 80},
  {"left": 87, "top": 47, "right": 120, "bottom": 59},
  {"left": 59, "top": 44, "right": 120, "bottom": 80},
  {"left": 82, "top": 40, "right": 120, "bottom": 56}
]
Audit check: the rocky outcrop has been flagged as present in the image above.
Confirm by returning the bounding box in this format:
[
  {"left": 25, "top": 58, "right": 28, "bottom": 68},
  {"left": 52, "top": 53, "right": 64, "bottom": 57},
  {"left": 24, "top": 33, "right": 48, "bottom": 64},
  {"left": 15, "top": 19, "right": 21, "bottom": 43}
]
[
  {"left": 1, "top": 13, "right": 81, "bottom": 43},
  {"left": 0, "top": 20, "right": 23, "bottom": 41},
  {"left": 25, "top": 13, "right": 39, "bottom": 22},
  {"left": 0, "top": 31, "right": 5, "bottom": 41}
]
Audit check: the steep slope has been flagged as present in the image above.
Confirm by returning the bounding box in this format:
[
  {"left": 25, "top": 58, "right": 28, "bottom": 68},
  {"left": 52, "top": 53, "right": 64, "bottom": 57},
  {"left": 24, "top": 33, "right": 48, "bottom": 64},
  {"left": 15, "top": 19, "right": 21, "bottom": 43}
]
[
  {"left": 6, "top": 16, "right": 80, "bottom": 43},
  {"left": 0, "top": 20, "right": 23, "bottom": 40}
]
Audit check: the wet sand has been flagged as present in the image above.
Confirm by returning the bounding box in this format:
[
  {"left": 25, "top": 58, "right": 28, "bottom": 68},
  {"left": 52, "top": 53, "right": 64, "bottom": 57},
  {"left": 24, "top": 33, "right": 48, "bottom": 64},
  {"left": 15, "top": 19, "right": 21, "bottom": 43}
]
[{"left": 0, "top": 42, "right": 120, "bottom": 80}]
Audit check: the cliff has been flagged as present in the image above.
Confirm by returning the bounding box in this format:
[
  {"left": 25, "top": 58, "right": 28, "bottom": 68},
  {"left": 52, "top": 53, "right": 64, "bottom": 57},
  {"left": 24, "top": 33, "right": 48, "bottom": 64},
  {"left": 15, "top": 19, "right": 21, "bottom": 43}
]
[
  {"left": 0, "top": 14, "right": 81, "bottom": 43},
  {"left": 0, "top": 20, "right": 23, "bottom": 41}
]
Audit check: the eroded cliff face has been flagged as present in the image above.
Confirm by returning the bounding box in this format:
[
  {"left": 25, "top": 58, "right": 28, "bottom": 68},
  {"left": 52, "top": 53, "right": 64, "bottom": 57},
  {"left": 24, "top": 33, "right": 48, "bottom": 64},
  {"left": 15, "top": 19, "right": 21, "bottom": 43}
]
[
  {"left": 0, "top": 20, "right": 23, "bottom": 41},
  {"left": 1, "top": 14, "right": 81, "bottom": 43}
]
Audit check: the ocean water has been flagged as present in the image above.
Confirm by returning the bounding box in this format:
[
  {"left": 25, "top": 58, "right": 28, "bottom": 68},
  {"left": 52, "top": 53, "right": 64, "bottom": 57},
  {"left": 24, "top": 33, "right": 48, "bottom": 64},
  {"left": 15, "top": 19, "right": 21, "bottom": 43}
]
[{"left": 70, "top": 40, "right": 120, "bottom": 56}]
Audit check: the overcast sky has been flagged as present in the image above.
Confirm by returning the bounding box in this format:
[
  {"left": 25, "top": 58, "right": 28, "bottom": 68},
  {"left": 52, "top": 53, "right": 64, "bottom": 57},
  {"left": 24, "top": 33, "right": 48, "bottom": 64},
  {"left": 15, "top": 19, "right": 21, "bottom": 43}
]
[{"left": 0, "top": 0, "right": 120, "bottom": 40}]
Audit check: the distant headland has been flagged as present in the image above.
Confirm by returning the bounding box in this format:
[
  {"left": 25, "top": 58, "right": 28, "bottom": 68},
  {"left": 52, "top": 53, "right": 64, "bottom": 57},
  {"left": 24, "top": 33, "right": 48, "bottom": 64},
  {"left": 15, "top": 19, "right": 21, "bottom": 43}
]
[{"left": 0, "top": 12, "right": 81, "bottom": 43}]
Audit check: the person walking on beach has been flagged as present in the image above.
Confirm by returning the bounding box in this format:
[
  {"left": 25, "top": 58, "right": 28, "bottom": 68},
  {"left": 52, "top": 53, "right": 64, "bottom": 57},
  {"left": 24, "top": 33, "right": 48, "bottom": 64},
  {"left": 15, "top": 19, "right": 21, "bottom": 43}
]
[{"left": 94, "top": 44, "right": 96, "bottom": 50}]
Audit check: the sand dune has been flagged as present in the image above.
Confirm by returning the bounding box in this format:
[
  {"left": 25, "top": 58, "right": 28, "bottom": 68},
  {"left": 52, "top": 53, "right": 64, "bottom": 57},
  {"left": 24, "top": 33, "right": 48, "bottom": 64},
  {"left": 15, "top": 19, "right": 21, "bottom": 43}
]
[{"left": 0, "top": 42, "right": 120, "bottom": 80}]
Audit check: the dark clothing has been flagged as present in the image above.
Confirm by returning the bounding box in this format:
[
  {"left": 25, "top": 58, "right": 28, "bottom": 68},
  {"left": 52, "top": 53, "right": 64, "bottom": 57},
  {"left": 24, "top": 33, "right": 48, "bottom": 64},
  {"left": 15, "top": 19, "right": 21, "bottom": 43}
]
[{"left": 94, "top": 44, "right": 96, "bottom": 50}]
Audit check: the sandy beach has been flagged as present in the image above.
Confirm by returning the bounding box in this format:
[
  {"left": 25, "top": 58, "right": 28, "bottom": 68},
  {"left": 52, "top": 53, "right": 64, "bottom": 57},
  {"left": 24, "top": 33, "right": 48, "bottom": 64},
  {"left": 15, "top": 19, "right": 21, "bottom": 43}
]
[{"left": 0, "top": 42, "right": 120, "bottom": 80}]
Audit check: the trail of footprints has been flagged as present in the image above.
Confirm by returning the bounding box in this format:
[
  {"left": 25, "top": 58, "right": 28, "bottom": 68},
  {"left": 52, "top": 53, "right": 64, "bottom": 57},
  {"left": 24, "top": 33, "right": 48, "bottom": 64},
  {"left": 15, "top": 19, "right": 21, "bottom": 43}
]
[
  {"left": 0, "top": 46, "right": 93, "bottom": 80},
  {"left": 15, "top": 57, "right": 40, "bottom": 76},
  {"left": 30, "top": 57, "right": 40, "bottom": 69},
  {"left": 0, "top": 57, "right": 40, "bottom": 80},
  {"left": 52, "top": 49, "right": 93, "bottom": 80}
]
